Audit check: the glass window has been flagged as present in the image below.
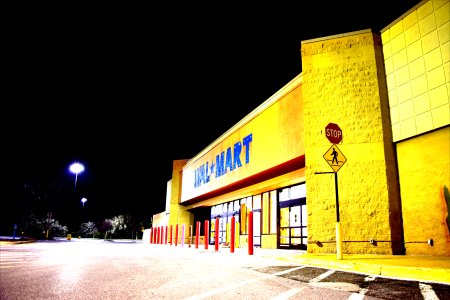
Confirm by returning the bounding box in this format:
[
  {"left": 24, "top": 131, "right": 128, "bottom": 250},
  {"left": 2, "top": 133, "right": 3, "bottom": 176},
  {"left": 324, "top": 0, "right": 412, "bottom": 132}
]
[
  {"left": 246, "top": 196, "right": 252, "bottom": 210},
  {"left": 253, "top": 211, "right": 261, "bottom": 246},
  {"left": 262, "top": 193, "right": 269, "bottom": 234},
  {"left": 252, "top": 195, "right": 261, "bottom": 210},
  {"left": 301, "top": 204, "right": 307, "bottom": 225},
  {"left": 228, "top": 202, "right": 233, "bottom": 213},
  {"left": 234, "top": 200, "right": 240, "bottom": 212},
  {"left": 290, "top": 184, "right": 306, "bottom": 199},
  {"left": 240, "top": 203, "right": 247, "bottom": 234},
  {"left": 279, "top": 188, "right": 290, "bottom": 201},
  {"left": 270, "top": 190, "right": 277, "bottom": 234}
]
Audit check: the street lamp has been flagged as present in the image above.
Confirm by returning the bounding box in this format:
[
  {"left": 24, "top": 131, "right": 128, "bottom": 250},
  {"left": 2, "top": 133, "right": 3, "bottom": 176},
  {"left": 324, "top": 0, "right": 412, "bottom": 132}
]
[
  {"left": 69, "top": 162, "right": 85, "bottom": 191},
  {"left": 81, "top": 197, "right": 87, "bottom": 207}
]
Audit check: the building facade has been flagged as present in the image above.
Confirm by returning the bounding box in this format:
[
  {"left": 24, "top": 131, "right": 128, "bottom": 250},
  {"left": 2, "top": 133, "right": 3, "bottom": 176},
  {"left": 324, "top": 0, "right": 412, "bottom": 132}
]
[{"left": 152, "top": 0, "right": 449, "bottom": 256}]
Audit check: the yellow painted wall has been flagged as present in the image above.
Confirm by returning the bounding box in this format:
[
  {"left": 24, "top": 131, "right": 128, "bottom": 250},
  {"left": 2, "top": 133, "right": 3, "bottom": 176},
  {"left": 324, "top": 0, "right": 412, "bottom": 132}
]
[
  {"left": 302, "top": 30, "right": 403, "bottom": 254},
  {"left": 397, "top": 126, "right": 450, "bottom": 255},
  {"left": 239, "top": 235, "right": 248, "bottom": 248},
  {"left": 181, "top": 76, "right": 304, "bottom": 202},
  {"left": 261, "top": 234, "right": 277, "bottom": 249},
  {"left": 152, "top": 211, "right": 168, "bottom": 228},
  {"left": 381, "top": 0, "right": 449, "bottom": 142},
  {"left": 168, "top": 159, "right": 194, "bottom": 227}
]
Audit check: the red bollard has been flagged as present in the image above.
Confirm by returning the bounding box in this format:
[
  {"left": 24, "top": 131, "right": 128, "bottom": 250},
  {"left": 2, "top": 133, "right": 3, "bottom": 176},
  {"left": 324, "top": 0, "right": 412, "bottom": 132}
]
[
  {"left": 150, "top": 228, "right": 153, "bottom": 244},
  {"left": 189, "top": 225, "right": 193, "bottom": 248},
  {"left": 169, "top": 225, "right": 173, "bottom": 246},
  {"left": 195, "top": 221, "right": 200, "bottom": 249},
  {"left": 151, "top": 228, "right": 153, "bottom": 243},
  {"left": 153, "top": 228, "right": 156, "bottom": 244},
  {"left": 204, "top": 220, "right": 209, "bottom": 250},
  {"left": 181, "top": 224, "right": 185, "bottom": 247},
  {"left": 175, "top": 224, "right": 179, "bottom": 246},
  {"left": 165, "top": 225, "right": 168, "bottom": 244},
  {"left": 156, "top": 226, "right": 161, "bottom": 244},
  {"left": 248, "top": 211, "right": 254, "bottom": 255},
  {"left": 215, "top": 217, "right": 219, "bottom": 251},
  {"left": 230, "top": 215, "right": 235, "bottom": 253}
]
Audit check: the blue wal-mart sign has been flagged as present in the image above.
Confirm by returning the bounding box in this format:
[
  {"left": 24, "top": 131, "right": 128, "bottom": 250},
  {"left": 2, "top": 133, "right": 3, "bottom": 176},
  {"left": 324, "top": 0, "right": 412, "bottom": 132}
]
[{"left": 194, "top": 133, "right": 252, "bottom": 188}]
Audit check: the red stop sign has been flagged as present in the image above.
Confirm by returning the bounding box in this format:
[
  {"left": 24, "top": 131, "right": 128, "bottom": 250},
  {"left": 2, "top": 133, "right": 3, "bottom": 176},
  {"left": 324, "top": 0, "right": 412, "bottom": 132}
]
[{"left": 325, "top": 123, "right": 342, "bottom": 144}]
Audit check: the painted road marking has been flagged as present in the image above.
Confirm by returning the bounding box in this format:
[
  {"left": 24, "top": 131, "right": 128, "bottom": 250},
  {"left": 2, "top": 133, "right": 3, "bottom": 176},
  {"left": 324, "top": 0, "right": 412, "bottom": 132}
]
[
  {"left": 309, "top": 269, "right": 335, "bottom": 283},
  {"left": 419, "top": 282, "right": 439, "bottom": 300},
  {"left": 348, "top": 275, "right": 377, "bottom": 300},
  {"left": 183, "top": 266, "right": 306, "bottom": 300},
  {"left": 270, "top": 287, "right": 305, "bottom": 300}
]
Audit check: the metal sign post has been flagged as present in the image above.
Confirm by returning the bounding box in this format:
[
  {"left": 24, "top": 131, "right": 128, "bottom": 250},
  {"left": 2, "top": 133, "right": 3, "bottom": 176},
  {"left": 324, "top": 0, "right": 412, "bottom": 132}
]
[
  {"left": 314, "top": 171, "right": 343, "bottom": 260},
  {"left": 315, "top": 142, "right": 347, "bottom": 260},
  {"left": 334, "top": 172, "right": 343, "bottom": 260}
]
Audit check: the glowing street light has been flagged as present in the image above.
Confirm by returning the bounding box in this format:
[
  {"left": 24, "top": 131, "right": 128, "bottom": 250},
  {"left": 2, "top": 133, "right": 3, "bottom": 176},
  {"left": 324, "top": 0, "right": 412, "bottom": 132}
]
[
  {"left": 81, "top": 197, "right": 87, "bottom": 207},
  {"left": 69, "top": 162, "right": 85, "bottom": 191}
]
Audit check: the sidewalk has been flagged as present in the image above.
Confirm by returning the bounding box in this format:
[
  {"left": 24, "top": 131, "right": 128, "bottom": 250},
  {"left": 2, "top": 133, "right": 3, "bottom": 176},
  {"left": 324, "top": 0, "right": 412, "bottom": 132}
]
[
  {"left": 254, "top": 248, "right": 450, "bottom": 285},
  {"left": 193, "top": 246, "right": 450, "bottom": 284}
]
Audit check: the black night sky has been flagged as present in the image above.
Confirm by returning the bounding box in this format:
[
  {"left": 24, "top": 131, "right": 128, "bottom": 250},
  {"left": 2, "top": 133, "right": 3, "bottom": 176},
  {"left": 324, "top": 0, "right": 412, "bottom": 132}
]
[{"left": 3, "top": 2, "right": 422, "bottom": 233}]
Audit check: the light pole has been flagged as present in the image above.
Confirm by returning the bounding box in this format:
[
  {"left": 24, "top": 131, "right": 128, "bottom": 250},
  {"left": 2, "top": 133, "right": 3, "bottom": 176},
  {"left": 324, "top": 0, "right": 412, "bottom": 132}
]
[
  {"left": 69, "top": 162, "right": 85, "bottom": 191},
  {"left": 81, "top": 197, "right": 87, "bottom": 207},
  {"left": 68, "top": 162, "right": 85, "bottom": 235}
]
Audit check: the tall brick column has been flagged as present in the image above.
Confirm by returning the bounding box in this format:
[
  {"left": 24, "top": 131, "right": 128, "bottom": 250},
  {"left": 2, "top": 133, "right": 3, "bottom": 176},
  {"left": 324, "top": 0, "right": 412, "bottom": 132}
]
[
  {"left": 301, "top": 30, "right": 404, "bottom": 255},
  {"left": 168, "top": 160, "right": 194, "bottom": 231}
]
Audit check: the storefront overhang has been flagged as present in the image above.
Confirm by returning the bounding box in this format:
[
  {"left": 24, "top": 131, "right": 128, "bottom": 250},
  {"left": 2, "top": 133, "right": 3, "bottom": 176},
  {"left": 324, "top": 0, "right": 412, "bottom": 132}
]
[{"left": 182, "top": 155, "right": 305, "bottom": 209}]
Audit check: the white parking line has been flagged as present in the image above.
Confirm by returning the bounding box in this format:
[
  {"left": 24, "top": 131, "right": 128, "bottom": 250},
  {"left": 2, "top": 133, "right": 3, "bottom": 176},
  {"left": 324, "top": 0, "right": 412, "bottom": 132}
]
[
  {"left": 348, "top": 292, "right": 364, "bottom": 300},
  {"left": 183, "top": 266, "right": 306, "bottom": 300},
  {"left": 346, "top": 274, "right": 377, "bottom": 300},
  {"left": 309, "top": 269, "right": 335, "bottom": 283},
  {"left": 419, "top": 283, "right": 439, "bottom": 300},
  {"left": 274, "top": 266, "right": 306, "bottom": 276},
  {"left": 270, "top": 287, "right": 306, "bottom": 300}
]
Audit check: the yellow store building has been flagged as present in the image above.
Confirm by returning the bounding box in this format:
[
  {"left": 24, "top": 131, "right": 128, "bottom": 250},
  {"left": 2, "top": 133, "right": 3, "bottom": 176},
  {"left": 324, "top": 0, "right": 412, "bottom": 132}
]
[{"left": 152, "top": 0, "right": 449, "bottom": 256}]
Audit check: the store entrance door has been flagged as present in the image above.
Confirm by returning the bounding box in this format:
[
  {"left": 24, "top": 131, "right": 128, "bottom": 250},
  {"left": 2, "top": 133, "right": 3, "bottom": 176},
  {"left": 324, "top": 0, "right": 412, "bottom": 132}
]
[
  {"left": 253, "top": 210, "right": 261, "bottom": 247},
  {"left": 279, "top": 198, "right": 307, "bottom": 250}
]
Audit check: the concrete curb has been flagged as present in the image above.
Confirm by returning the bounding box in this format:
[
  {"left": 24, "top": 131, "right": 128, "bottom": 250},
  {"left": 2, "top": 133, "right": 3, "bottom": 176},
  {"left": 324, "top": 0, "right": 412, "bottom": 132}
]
[{"left": 0, "top": 239, "right": 37, "bottom": 246}]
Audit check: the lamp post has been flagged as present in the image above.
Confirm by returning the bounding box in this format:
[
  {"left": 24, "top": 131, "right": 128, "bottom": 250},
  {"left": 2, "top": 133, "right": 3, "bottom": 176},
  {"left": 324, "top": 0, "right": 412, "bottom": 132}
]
[
  {"left": 81, "top": 197, "right": 87, "bottom": 207},
  {"left": 68, "top": 162, "right": 85, "bottom": 234},
  {"left": 69, "top": 162, "right": 85, "bottom": 191}
]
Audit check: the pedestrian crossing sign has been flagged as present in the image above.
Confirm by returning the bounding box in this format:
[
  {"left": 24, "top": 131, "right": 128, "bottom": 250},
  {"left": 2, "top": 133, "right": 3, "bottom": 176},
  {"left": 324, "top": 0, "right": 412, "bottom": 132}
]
[{"left": 323, "top": 144, "right": 347, "bottom": 172}]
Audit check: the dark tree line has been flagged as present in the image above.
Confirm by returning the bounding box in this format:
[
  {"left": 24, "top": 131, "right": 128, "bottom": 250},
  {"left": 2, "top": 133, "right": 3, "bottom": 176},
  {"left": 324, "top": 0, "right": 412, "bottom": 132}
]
[{"left": 2, "top": 177, "right": 148, "bottom": 239}]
